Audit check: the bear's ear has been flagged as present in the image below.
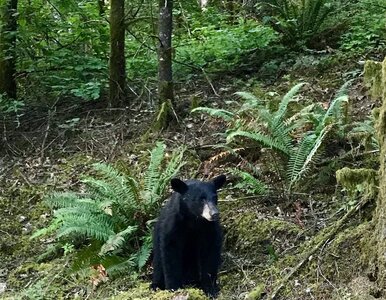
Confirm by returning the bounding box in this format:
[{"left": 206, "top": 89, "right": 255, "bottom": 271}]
[
  {"left": 211, "top": 174, "right": 226, "bottom": 190},
  {"left": 171, "top": 178, "right": 188, "bottom": 194}
]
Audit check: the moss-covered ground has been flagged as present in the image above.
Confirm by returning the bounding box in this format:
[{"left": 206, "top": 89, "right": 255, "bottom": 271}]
[{"left": 1, "top": 49, "right": 385, "bottom": 300}]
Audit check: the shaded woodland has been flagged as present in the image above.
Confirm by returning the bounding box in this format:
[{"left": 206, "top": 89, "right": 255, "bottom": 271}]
[{"left": 0, "top": 0, "right": 386, "bottom": 299}]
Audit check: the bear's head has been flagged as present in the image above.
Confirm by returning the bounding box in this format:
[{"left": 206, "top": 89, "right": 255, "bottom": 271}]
[{"left": 170, "top": 175, "right": 226, "bottom": 222}]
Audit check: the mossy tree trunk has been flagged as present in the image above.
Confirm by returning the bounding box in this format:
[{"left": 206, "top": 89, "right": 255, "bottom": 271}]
[
  {"left": 109, "top": 0, "right": 126, "bottom": 107},
  {"left": 0, "top": 0, "right": 18, "bottom": 99},
  {"left": 155, "top": 0, "right": 174, "bottom": 129},
  {"left": 371, "top": 57, "right": 386, "bottom": 292}
]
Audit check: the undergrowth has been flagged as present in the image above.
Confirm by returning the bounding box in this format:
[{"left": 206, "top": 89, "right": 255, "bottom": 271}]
[{"left": 31, "top": 142, "right": 185, "bottom": 276}]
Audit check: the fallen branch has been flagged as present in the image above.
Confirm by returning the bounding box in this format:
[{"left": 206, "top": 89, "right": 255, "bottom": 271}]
[{"left": 268, "top": 195, "right": 371, "bottom": 299}]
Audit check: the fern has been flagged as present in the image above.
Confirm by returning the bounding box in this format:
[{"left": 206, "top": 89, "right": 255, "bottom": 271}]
[
  {"left": 45, "top": 192, "right": 83, "bottom": 209},
  {"left": 134, "top": 235, "right": 153, "bottom": 270},
  {"left": 99, "top": 226, "right": 138, "bottom": 256},
  {"left": 230, "top": 168, "right": 268, "bottom": 195},
  {"left": 287, "top": 126, "right": 331, "bottom": 190},
  {"left": 200, "top": 82, "right": 349, "bottom": 197},
  {"left": 33, "top": 141, "right": 185, "bottom": 275},
  {"left": 319, "top": 95, "right": 349, "bottom": 130},
  {"left": 156, "top": 147, "right": 186, "bottom": 207},
  {"left": 105, "top": 256, "right": 136, "bottom": 277},
  {"left": 272, "top": 82, "right": 305, "bottom": 129},
  {"left": 192, "top": 107, "right": 235, "bottom": 121},
  {"left": 55, "top": 213, "right": 115, "bottom": 241},
  {"left": 260, "top": 0, "right": 335, "bottom": 43},
  {"left": 227, "top": 130, "right": 291, "bottom": 155},
  {"left": 91, "top": 163, "right": 140, "bottom": 207},
  {"left": 143, "top": 142, "right": 166, "bottom": 205},
  {"left": 30, "top": 219, "right": 61, "bottom": 239}
]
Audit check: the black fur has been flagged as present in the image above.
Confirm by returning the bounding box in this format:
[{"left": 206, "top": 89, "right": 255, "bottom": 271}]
[{"left": 151, "top": 175, "right": 226, "bottom": 297}]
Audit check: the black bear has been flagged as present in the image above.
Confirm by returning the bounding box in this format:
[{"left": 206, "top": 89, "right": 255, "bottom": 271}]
[{"left": 151, "top": 175, "right": 226, "bottom": 298}]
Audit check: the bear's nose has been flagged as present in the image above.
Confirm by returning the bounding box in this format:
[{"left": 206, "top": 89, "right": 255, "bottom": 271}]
[{"left": 211, "top": 212, "right": 219, "bottom": 221}]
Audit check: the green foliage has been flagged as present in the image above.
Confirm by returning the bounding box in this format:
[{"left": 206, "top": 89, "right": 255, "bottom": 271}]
[
  {"left": 17, "top": 0, "right": 108, "bottom": 103},
  {"left": 348, "top": 115, "right": 379, "bottom": 151},
  {"left": 194, "top": 83, "right": 349, "bottom": 195},
  {"left": 227, "top": 83, "right": 306, "bottom": 156},
  {"left": 33, "top": 142, "right": 185, "bottom": 275},
  {"left": 258, "top": 0, "right": 334, "bottom": 45},
  {"left": 339, "top": 0, "right": 386, "bottom": 53},
  {"left": 175, "top": 19, "right": 278, "bottom": 74},
  {"left": 0, "top": 93, "right": 24, "bottom": 126},
  {"left": 230, "top": 168, "right": 268, "bottom": 195}
]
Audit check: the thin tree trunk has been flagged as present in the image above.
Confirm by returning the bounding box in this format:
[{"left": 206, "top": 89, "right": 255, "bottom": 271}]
[
  {"left": 0, "top": 0, "right": 18, "bottom": 99},
  {"left": 158, "top": 0, "right": 173, "bottom": 104},
  {"left": 98, "top": 0, "right": 106, "bottom": 16},
  {"left": 109, "top": 0, "right": 126, "bottom": 107}
]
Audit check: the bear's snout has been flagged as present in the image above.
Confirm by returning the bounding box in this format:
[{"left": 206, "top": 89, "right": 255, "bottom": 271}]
[{"left": 201, "top": 201, "right": 219, "bottom": 221}]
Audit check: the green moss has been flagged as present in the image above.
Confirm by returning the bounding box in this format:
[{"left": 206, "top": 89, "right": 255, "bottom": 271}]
[
  {"left": 245, "top": 283, "right": 265, "bottom": 300},
  {"left": 110, "top": 283, "right": 207, "bottom": 300},
  {"left": 224, "top": 212, "right": 302, "bottom": 259},
  {"left": 7, "top": 262, "right": 50, "bottom": 288},
  {"left": 336, "top": 167, "right": 378, "bottom": 198},
  {"left": 152, "top": 99, "right": 174, "bottom": 131},
  {"left": 364, "top": 60, "right": 383, "bottom": 100}
]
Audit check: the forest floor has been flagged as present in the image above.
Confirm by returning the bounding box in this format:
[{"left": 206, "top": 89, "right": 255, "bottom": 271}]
[{"left": 0, "top": 48, "right": 385, "bottom": 299}]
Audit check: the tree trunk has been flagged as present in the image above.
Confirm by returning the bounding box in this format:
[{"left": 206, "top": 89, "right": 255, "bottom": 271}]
[
  {"left": 109, "top": 0, "right": 126, "bottom": 107},
  {"left": 98, "top": 0, "right": 106, "bottom": 16},
  {"left": 158, "top": 0, "right": 173, "bottom": 105},
  {"left": 0, "top": 0, "right": 18, "bottom": 99},
  {"left": 373, "top": 57, "right": 386, "bottom": 291}
]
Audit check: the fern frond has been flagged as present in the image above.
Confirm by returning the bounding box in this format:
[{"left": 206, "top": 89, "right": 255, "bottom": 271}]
[
  {"left": 135, "top": 238, "right": 153, "bottom": 269},
  {"left": 156, "top": 146, "right": 186, "bottom": 206},
  {"left": 287, "top": 125, "right": 332, "bottom": 189},
  {"left": 82, "top": 177, "right": 118, "bottom": 201},
  {"left": 99, "top": 226, "right": 138, "bottom": 256},
  {"left": 45, "top": 192, "right": 83, "bottom": 209},
  {"left": 227, "top": 130, "right": 290, "bottom": 155},
  {"left": 55, "top": 213, "right": 115, "bottom": 241},
  {"left": 91, "top": 163, "right": 140, "bottom": 208},
  {"left": 105, "top": 257, "right": 136, "bottom": 277},
  {"left": 255, "top": 108, "right": 274, "bottom": 125},
  {"left": 270, "top": 121, "right": 294, "bottom": 150},
  {"left": 336, "top": 80, "right": 353, "bottom": 98},
  {"left": 273, "top": 82, "right": 305, "bottom": 127},
  {"left": 319, "top": 95, "right": 348, "bottom": 130},
  {"left": 230, "top": 168, "right": 268, "bottom": 195},
  {"left": 191, "top": 107, "right": 235, "bottom": 122},
  {"left": 285, "top": 103, "right": 315, "bottom": 126},
  {"left": 30, "top": 218, "right": 61, "bottom": 239},
  {"left": 143, "top": 142, "right": 166, "bottom": 205},
  {"left": 235, "top": 91, "right": 265, "bottom": 112}
]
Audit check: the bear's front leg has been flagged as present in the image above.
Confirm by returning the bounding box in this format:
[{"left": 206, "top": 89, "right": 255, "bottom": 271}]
[
  {"left": 160, "top": 236, "right": 183, "bottom": 291},
  {"left": 199, "top": 227, "right": 222, "bottom": 298}
]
